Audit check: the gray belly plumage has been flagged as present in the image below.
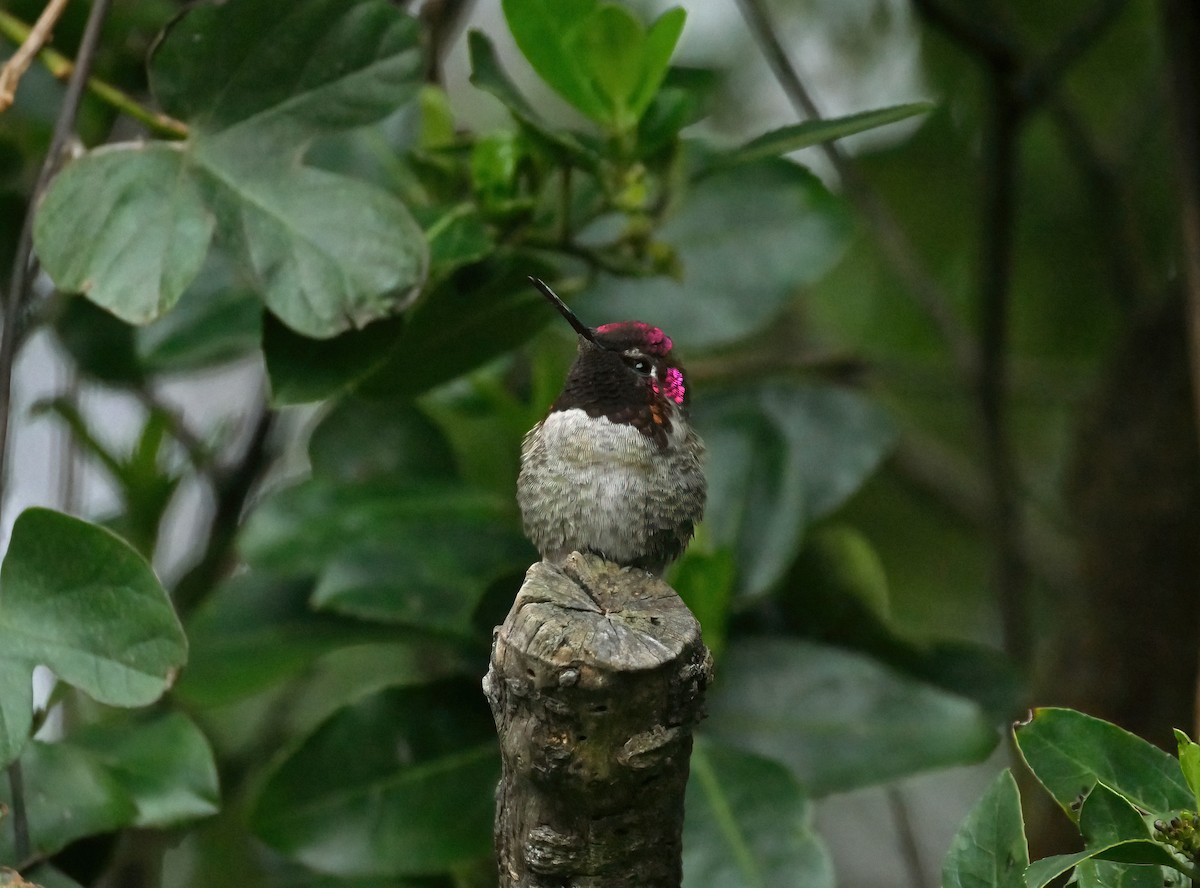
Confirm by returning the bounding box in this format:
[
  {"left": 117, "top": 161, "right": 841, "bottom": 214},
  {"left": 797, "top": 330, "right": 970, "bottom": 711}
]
[{"left": 517, "top": 408, "right": 705, "bottom": 573}]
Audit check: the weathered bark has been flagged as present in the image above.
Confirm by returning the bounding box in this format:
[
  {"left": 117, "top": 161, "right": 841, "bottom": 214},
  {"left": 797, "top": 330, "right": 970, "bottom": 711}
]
[{"left": 483, "top": 553, "right": 712, "bottom": 888}]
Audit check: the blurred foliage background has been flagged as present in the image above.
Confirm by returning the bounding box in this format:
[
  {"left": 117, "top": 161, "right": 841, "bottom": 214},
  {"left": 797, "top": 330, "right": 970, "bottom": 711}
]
[{"left": 0, "top": 0, "right": 1197, "bottom": 885}]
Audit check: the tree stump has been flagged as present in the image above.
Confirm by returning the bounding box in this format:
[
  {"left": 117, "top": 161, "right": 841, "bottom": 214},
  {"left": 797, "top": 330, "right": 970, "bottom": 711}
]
[{"left": 483, "top": 553, "right": 713, "bottom": 888}]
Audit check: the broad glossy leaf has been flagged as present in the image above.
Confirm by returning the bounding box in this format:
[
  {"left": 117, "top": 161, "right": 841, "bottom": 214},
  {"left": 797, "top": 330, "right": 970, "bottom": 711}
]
[
  {"left": 466, "top": 31, "right": 597, "bottom": 166},
  {"left": 694, "top": 383, "right": 895, "bottom": 598},
  {"left": 684, "top": 738, "right": 832, "bottom": 888},
  {"left": 250, "top": 682, "right": 498, "bottom": 876},
  {"left": 263, "top": 314, "right": 403, "bottom": 406},
  {"left": 136, "top": 251, "right": 262, "bottom": 374},
  {"left": 584, "top": 159, "right": 852, "bottom": 348},
  {"left": 704, "top": 639, "right": 997, "bottom": 796},
  {"left": 1024, "top": 785, "right": 1183, "bottom": 888},
  {"left": 941, "top": 770, "right": 1027, "bottom": 888},
  {"left": 151, "top": 0, "right": 422, "bottom": 138},
  {"left": 53, "top": 296, "right": 143, "bottom": 386},
  {"left": 0, "top": 508, "right": 186, "bottom": 767},
  {"left": 721, "top": 103, "right": 934, "bottom": 167},
  {"left": 359, "top": 255, "right": 557, "bottom": 400},
  {"left": 0, "top": 741, "right": 137, "bottom": 862},
  {"left": 502, "top": 0, "right": 683, "bottom": 130},
  {"left": 35, "top": 0, "right": 428, "bottom": 339},
  {"left": 671, "top": 548, "right": 735, "bottom": 660},
  {"left": 177, "top": 574, "right": 389, "bottom": 708},
  {"left": 33, "top": 144, "right": 214, "bottom": 324},
  {"left": 308, "top": 399, "right": 456, "bottom": 484},
  {"left": 66, "top": 712, "right": 219, "bottom": 827},
  {"left": 1074, "top": 858, "right": 1174, "bottom": 888},
  {"left": 240, "top": 480, "right": 512, "bottom": 574},
  {"left": 311, "top": 524, "right": 532, "bottom": 634},
  {"left": 1014, "top": 709, "right": 1193, "bottom": 819}
]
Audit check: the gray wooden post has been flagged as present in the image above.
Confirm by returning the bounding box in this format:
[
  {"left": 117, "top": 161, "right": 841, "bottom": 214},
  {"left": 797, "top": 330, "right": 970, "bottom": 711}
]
[{"left": 483, "top": 553, "right": 713, "bottom": 888}]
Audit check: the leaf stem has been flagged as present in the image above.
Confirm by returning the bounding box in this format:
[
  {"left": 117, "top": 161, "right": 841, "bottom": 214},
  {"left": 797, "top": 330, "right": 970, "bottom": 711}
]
[
  {"left": 0, "top": 0, "right": 114, "bottom": 859},
  {"left": 0, "top": 9, "right": 188, "bottom": 139}
]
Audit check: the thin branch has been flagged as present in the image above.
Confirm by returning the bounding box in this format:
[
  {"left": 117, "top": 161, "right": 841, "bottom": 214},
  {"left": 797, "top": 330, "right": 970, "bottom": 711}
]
[
  {"left": 6, "top": 759, "right": 29, "bottom": 865},
  {"left": 975, "top": 70, "right": 1030, "bottom": 665},
  {"left": 0, "top": 0, "right": 71, "bottom": 111},
  {"left": 1046, "top": 94, "right": 1150, "bottom": 313},
  {"left": 0, "top": 9, "right": 188, "bottom": 138},
  {"left": 733, "top": 0, "right": 981, "bottom": 382},
  {"left": 132, "top": 387, "right": 215, "bottom": 474},
  {"left": 1157, "top": 0, "right": 1200, "bottom": 737},
  {"left": 0, "top": 0, "right": 114, "bottom": 508},
  {"left": 171, "top": 406, "right": 275, "bottom": 616},
  {"left": 908, "top": 0, "right": 1016, "bottom": 67},
  {"left": 1, "top": 1, "right": 113, "bottom": 856},
  {"left": 886, "top": 786, "right": 928, "bottom": 888},
  {"left": 1018, "top": 0, "right": 1129, "bottom": 110}
]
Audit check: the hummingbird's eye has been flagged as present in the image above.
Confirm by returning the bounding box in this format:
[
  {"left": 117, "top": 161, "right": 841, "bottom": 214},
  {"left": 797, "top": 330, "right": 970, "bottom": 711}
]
[{"left": 630, "top": 359, "right": 653, "bottom": 376}]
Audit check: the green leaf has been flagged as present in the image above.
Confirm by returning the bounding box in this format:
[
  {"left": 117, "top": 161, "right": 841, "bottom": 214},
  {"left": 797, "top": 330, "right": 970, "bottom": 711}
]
[
  {"left": 53, "top": 296, "right": 144, "bottom": 386},
  {"left": 308, "top": 399, "right": 457, "bottom": 484},
  {"left": 720, "top": 102, "right": 934, "bottom": 167},
  {"left": 136, "top": 251, "right": 263, "bottom": 374},
  {"left": 262, "top": 314, "right": 403, "bottom": 406},
  {"left": 671, "top": 548, "right": 735, "bottom": 660},
  {"left": 1074, "top": 858, "right": 1176, "bottom": 888},
  {"left": 0, "top": 508, "right": 186, "bottom": 767},
  {"left": 704, "top": 639, "right": 997, "bottom": 795},
  {"left": 583, "top": 159, "right": 852, "bottom": 349},
  {"left": 502, "top": 0, "right": 684, "bottom": 130},
  {"left": 941, "top": 770, "right": 1028, "bottom": 888},
  {"left": 250, "top": 682, "right": 499, "bottom": 876},
  {"left": 151, "top": 0, "right": 422, "bottom": 139},
  {"left": 35, "top": 0, "right": 428, "bottom": 339},
  {"left": 66, "top": 712, "right": 219, "bottom": 827},
  {"left": 683, "top": 738, "right": 833, "bottom": 888},
  {"left": 310, "top": 524, "right": 531, "bottom": 634},
  {"left": 1080, "top": 783, "right": 1155, "bottom": 846},
  {"left": 466, "top": 31, "right": 598, "bottom": 166},
  {"left": 1023, "top": 786, "right": 1184, "bottom": 888},
  {"left": 176, "top": 574, "right": 388, "bottom": 708},
  {"left": 358, "top": 255, "right": 557, "bottom": 400},
  {"left": 1014, "top": 708, "right": 1194, "bottom": 819},
  {"left": 693, "top": 383, "right": 895, "bottom": 598},
  {"left": 33, "top": 144, "right": 214, "bottom": 324},
  {"left": 0, "top": 740, "right": 137, "bottom": 861},
  {"left": 1173, "top": 728, "right": 1200, "bottom": 809}
]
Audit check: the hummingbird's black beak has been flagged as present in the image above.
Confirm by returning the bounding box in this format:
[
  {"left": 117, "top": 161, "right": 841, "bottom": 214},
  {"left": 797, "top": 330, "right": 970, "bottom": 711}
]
[{"left": 529, "top": 277, "right": 599, "bottom": 345}]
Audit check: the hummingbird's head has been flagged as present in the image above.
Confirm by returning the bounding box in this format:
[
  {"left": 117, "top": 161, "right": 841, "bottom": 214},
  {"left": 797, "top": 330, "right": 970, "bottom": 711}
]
[{"left": 529, "top": 278, "right": 690, "bottom": 447}]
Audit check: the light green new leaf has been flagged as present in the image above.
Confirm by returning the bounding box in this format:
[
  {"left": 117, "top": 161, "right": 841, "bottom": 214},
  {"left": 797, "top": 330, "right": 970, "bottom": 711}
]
[
  {"left": 1173, "top": 728, "right": 1200, "bottom": 808},
  {"left": 684, "top": 738, "right": 833, "bottom": 888},
  {"left": 0, "top": 508, "right": 186, "bottom": 767},
  {"left": 704, "top": 639, "right": 997, "bottom": 796},
  {"left": 1014, "top": 708, "right": 1193, "bottom": 819},
  {"left": 33, "top": 144, "right": 213, "bottom": 324},
  {"left": 502, "top": 0, "right": 684, "bottom": 129},
  {"left": 721, "top": 102, "right": 934, "bottom": 167},
  {"left": 941, "top": 770, "right": 1027, "bottom": 888}
]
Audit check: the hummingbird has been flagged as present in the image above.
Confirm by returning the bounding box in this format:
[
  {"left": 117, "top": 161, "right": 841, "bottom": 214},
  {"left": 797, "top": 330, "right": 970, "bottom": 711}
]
[{"left": 517, "top": 278, "right": 706, "bottom": 575}]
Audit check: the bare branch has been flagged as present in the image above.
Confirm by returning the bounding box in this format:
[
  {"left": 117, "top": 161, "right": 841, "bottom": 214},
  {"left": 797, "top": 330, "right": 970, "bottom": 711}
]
[
  {"left": 0, "top": 0, "right": 71, "bottom": 111},
  {"left": 733, "top": 0, "right": 980, "bottom": 382}
]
